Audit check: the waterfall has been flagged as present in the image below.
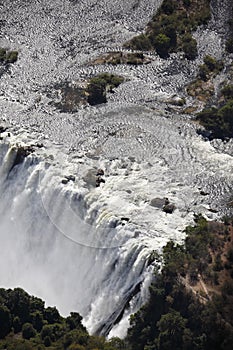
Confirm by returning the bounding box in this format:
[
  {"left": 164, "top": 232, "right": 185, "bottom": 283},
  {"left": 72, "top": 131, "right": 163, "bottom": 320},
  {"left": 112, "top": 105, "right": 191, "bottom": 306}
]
[
  {"left": 0, "top": 0, "right": 233, "bottom": 340},
  {"left": 0, "top": 139, "right": 158, "bottom": 337}
]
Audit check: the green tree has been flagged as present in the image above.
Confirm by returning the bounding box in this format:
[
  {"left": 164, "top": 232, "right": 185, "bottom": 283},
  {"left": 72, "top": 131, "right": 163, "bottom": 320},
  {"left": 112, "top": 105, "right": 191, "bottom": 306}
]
[
  {"left": 0, "top": 48, "right": 6, "bottom": 62},
  {"left": 154, "top": 33, "right": 171, "bottom": 58},
  {"left": 13, "top": 316, "right": 22, "bottom": 333},
  {"left": 182, "top": 36, "right": 197, "bottom": 60},
  {"left": 6, "top": 288, "right": 30, "bottom": 323},
  {"left": 0, "top": 305, "right": 11, "bottom": 338},
  {"left": 66, "top": 312, "right": 84, "bottom": 331},
  {"left": 44, "top": 306, "right": 61, "bottom": 324},
  {"left": 30, "top": 310, "right": 44, "bottom": 331},
  {"left": 22, "top": 322, "right": 36, "bottom": 340},
  {"left": 156, "top": 310, "right": 187, "bottom": 350}
]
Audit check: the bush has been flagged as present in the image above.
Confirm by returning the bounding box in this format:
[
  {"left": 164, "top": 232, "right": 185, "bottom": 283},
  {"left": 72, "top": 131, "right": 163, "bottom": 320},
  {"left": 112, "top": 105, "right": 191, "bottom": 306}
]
[
  {"left": 87, "top": 73, "right": 124, "bottom": 105},
  {"left": 154, "top": 33, "right": 171, "bottom": 58},
  {"left": 6, "top": 51, "right": 18, "bottom": 63},
  {"left": 182, "top": 36, "right": 197, "bottom": 60},
  {"left": 197, "top": 99, "right": 233, "bottom": 139},
  {"left": 13, "top": 316, "right": 22, "bottom": 333},
  {"left": 0, "top": 305, "right": 11, "bottom": 338},
  {"left": 0, "top": 48, "right": 6, "bottom": 62},
  {"left": 221, "top": 85, "right": 233, "bottom": 100},
  {"left": 226, "top": 38, "right": 233, "bottom": 53},
  {"left": 22, "top": 323, "right": 36, "bottom": 340},
  {"left": 199, "top": 64, "right": 209, "bottom": 81},
  {"left": 204, "top": 55, "right": 217, "bottom": 70},
  {"left": 126, "top": 34, "right": 152, "bottom": 51},
  {"left": 43, "top": 335, "right": 51, "bottom": 347}
]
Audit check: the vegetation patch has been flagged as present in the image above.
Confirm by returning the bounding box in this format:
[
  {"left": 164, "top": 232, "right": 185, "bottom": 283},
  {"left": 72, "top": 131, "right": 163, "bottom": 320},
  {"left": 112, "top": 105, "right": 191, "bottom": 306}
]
[
  {"left": 187, "top": 55, "right": 224, "bottom": 102},
  {"left": 127, "top": 215, "right": 233, "bottom": 350},
  {"left": 86, "top": 73, "right": 124, "bottom": 105},
  {"left": 0, "top": 48, "right": 18, "bottom": 64},
  {"left": 90, "top": 51, "right": 152, "bottom": 66},
  {"left": 124, "top": 0, "right": 211, "bottom": 59},
  {"left": 196, "top": 84, "right": 233, "bottom": 139},
  {"left": 0, "top": 288, "right": 126, "bottom": 349},
  {"left": 226, "top": 15, "right": 233, "bottom": 53},
  {"left": 50, "top": 73, "right": 124, "bottom": 111},
  {"left": 52, "top": 82, "right": 88, "bottom": 113}
]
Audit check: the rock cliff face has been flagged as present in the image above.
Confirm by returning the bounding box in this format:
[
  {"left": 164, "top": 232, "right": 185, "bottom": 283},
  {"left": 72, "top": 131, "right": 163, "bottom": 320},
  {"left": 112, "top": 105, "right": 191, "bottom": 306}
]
[{"left": 0, "top": 0, "right": 232, "bottom": 338}]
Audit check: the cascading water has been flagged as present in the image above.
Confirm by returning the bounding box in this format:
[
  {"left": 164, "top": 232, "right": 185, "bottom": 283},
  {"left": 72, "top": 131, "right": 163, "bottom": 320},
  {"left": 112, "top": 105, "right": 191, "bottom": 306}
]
[
  {"left": 0, "top": 0, "right": 233, "bottom": 338},
  {"left": 0, "top": 137, "right": 155, "bottom": 336}
]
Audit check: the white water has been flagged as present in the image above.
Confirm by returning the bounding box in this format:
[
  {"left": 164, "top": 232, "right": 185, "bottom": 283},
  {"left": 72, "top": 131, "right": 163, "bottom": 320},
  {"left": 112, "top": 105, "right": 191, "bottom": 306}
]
[{"left": 0, "top": 0, "right": 233, "bottom": 338}]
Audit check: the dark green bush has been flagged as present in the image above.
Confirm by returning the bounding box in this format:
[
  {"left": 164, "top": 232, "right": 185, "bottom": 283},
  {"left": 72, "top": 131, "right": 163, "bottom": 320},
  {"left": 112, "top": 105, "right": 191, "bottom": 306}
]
[
  {"left": 0, "top": 48, "right": 18, "bottom": 64},
  {"left": 126, "top": 34, "right": 152, "bottom": 51},
  {"left": 221, "top": 85, "right": 233, "bottom": 100},
  {"left": 0, "top": 305, "right": 11, "bottom": 338},
  {"left": 22, "top": 323, "right": 36, "bottom": 340},
  {"left": 226, "top": 38, "right": 233, "bottom": 53},
  {"left": 197, "top": 99, "right": 233, "bottom": 139},
  {"left": 154, "top": 33, "right": 171, "bottom": 58},
  {"left": 182, "top": 37, "right": 198, "bottom": 60},
  {"left": 87, "top": 73, "right": 124, "bottom": 105},
  {"left": 6, "top": 50, "right": 18, "bottom": 63},
  {"left": 0, "top": 48, "right": 6, "bottom": 62}
]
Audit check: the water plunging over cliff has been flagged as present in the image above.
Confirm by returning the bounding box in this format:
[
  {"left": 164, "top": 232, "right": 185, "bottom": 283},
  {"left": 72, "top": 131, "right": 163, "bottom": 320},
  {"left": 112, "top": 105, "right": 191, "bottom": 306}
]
[{"left": 0, "top": 0, "right": 233, "bottom": 338}]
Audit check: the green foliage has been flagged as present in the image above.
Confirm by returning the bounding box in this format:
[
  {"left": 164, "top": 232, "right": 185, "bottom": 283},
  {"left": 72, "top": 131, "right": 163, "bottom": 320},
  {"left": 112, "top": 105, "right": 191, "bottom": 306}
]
[
  {"left": 198, "top": 55, "right": 224, "bottom": 81},
  {"left": 0, "top": 48, "right": 7, "bottom": 62},
  {"left": 197, "top": 99, "right": 233, "bottom": 139},
  {"left": 0, "top": 305, "right": 11, "bottom": 338},
  {"left": 125, "top": 0, "right": 211, "bottom": 59},
  {"left": 182, "top": 35, "right": 197, "bottom": 60},
  {"left": 22, "top": 322, "right": 36, "bottom": 340},
  {"left": 6, "top": 50, "right": 18, "bottom": 63},
  {"left": 0, "top": 286, "right": 126, "bottom": 349},
  {"left": 43, "top": 335, "right": 51, "bottom": 347},
  {"left": 13, "top": 316, "right": 22, "bottom": 333},
  {"left": 156, "top": 310, "right": 187, "bottom": 349},
  {"left": 154, "top": 33, "right": 170, "bottom": 58},
  {"left": 0, "top": 48, "right": 18, "bottom": 64},
  {"left": 226, "top": 38, "right": 233, "bottom": 53},
  {"left": 226, "top": 18, "right": 233, "bottom": 53},
  {"left": 66, "top": 312, "right": 85, "bottom": 331},
  {"left": 87, "top": 73, "right": 124, "bottom": 105},
  {"left": 6, "top": 288, "right": 31, "bottom": 324},
  {"left": 221, "top": 85, "right": 233, "bottom": 100},
  {"left": 126, "top": 215, "right": 233, "bottom": 350},
  {"left": 128, "top": 34, "right": 152, "bottom": 51},
  {"left": 44, "top": 306, "right": 61, "bottom": 324},
  {"left": 30, "top": 311, "right": 44, "bottom": 332}
]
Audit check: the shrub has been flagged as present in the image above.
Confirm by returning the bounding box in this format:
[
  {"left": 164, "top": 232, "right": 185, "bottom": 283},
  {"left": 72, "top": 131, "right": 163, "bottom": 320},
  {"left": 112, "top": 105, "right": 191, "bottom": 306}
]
[
  {"left": 154, "top": 33, "right": 171, "bottom": 58},
  {"left": 43, "top": 335, "right": 51, "bottom": 347},
  {"left": 126, "top": 34, "right": 152, "bottom": 51},
  {"left": 226, "top": 38, "right": 233, "bottom": 53},
  {"left": 199, "top": 64, "right": 209, "bottom": 81},
  {"left": 182, "top": 36, "right": 197, "bottom": 60},
  {"left": 6, "top": 50, "right": 18, "bottom": 63},
  {"left": 13, "top": 316, "right": 22, "bottom": 333},
  {"left": 0, "top": 305, "right": 11, "bottom": 338},
  {"left": 22, "top": 323, "right": 36, "bottom": 340},
  {"left": 221, "top": 85, "right": 233, "bottom": 100},
  {"left": 87, "top": 73, "right": 124, "bottom": 105},
  {"left": 0, "top": 48, "right": 6, "bottom": 61}
]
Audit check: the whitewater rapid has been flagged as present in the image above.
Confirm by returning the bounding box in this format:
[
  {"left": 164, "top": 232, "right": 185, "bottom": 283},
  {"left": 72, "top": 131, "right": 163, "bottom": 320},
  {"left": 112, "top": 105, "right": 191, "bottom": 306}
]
[{"left": 0, "top": 0, "right": 233, "bottom": 338}]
